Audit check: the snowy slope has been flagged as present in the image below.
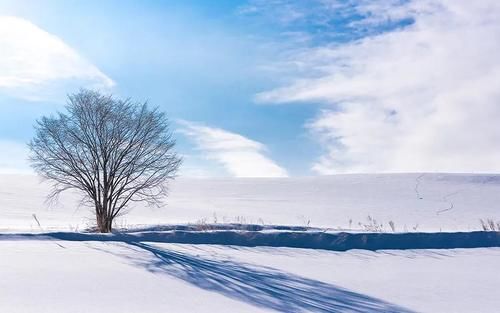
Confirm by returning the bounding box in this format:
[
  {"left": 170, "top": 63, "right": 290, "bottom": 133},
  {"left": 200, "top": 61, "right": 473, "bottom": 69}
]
[{"left": 1, "top": 173, "right": 500, "bottom": 232}]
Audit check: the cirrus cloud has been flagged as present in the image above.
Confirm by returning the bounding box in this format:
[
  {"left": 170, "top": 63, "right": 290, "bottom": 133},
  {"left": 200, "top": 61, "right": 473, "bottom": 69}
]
[{"left": 257, "top": 0, "right": 500, "bottom": 174}]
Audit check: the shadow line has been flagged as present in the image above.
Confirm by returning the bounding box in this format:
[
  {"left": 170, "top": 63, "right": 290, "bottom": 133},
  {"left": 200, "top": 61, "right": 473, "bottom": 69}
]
[
  {"left": 3, "top": 230, "right": 500, "bottom": 251},
  {"left": 120, "top": 242, "right": 414, "bottom": 313}
]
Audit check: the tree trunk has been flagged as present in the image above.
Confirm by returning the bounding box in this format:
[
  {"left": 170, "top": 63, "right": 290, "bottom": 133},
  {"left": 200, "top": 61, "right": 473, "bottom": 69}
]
[{"left": 96, "top": 210, "right": 113, "bottom": 233}]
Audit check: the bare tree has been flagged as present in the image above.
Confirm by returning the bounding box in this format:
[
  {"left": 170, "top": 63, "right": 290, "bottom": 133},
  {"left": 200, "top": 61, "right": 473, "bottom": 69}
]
[{"left": 29, "top": 89, "right": 181, "bottom": 232}]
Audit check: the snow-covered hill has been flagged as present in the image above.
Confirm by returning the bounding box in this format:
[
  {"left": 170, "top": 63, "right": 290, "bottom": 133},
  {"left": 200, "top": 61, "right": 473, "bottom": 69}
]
[{"left": 1, "top": 173, "right": 500, "bottom": 232}]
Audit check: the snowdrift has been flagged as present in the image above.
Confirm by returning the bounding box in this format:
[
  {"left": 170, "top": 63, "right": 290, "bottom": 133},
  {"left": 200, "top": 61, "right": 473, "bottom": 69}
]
[{"left": 3, "top": 229, "right": 500, "bottom": 251}]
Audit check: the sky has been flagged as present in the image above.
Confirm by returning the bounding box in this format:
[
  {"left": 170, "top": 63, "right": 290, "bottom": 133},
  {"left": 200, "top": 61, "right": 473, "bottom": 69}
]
[{"left": 1, "top": 0, "right": 500, "bottom": 177}]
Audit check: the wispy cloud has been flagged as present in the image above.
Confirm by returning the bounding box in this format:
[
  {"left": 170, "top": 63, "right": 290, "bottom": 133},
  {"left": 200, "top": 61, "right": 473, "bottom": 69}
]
[
  {"left": 178, "top": 120, "right": 288, "bottom": 177},
  {"left": 257, "top": 0, "right": 500, "bottom": 174},
  {"left": 237, "top": 0, "right": 307, "bottom": 26},
  {"left": 0, "top": 16, "right": 114, "bottom": 101},
  {"left": 238, "top": 0, "right": 413, "bottom": 44}
]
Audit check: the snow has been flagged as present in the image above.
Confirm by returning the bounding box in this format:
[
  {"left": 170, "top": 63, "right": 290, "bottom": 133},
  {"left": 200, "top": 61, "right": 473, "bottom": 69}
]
[
  {"left": 2, "top": 173, "right": 500, "bottom": 312},
  {"left": 1, "top": 238, "right": 499, "bottom": 313},
  {"left": 1, "top": 173, "right": 500, "bottom": 232},
  {"left": 3, "top": 230, "right": 499, "bottom": 251}
]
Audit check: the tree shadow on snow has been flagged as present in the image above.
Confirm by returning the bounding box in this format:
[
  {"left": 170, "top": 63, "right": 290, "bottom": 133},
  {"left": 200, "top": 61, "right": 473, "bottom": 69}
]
[{"left": 119, "top": 242, "right": 414, "bottom": 313}]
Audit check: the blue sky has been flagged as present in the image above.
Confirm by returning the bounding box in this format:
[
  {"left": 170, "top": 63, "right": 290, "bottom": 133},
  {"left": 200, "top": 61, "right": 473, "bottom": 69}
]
[{"left": 1, "top": 0, "right": 500, "bottom": 176}]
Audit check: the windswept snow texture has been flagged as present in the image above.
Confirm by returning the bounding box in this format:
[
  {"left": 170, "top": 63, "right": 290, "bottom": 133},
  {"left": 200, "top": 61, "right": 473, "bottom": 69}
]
[{"left": 1, "top": 173, "right": 500, "bottom": 232}]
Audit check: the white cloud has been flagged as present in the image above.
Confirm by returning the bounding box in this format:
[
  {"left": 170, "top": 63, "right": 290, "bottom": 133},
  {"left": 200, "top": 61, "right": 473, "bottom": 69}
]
[
  {"left": 0, "top": 16, "right": 113, "bottom": 100},
  {"left": 257, "top": 0, "right": 500, "bottom": 174},
  {"left": 178, "top": 120, "right": 288, "bottom": 177}
]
